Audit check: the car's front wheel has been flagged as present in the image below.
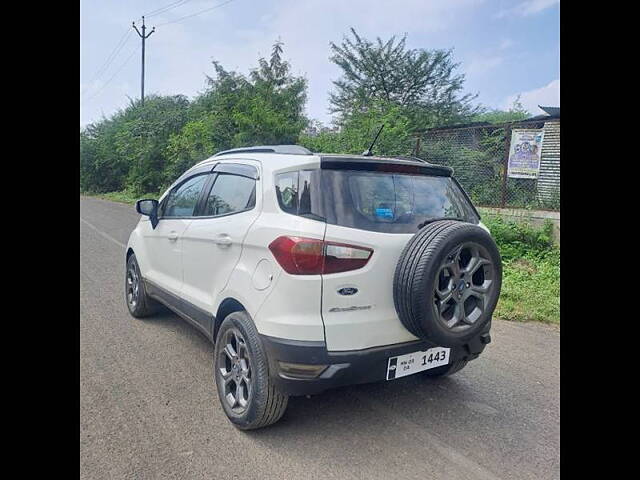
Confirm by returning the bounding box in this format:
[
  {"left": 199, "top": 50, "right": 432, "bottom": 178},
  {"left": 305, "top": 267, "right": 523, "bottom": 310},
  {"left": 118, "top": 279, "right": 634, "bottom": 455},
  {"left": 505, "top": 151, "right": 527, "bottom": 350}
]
[
  {"left": 214, "top": 311, "right": 289, "bottom": 430},
  {"left": 125, "top": 253, "right": 158, "bottom": 318}
]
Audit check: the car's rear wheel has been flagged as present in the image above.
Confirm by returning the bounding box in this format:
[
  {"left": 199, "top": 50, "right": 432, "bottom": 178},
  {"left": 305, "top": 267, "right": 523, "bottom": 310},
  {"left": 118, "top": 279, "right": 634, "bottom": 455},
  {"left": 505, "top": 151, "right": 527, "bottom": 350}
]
[
  {"left": 214, "top": 311, "right": 288, "bottom": 430},
  {"left": 125, "top": 253, "right": 158, "bottom": 318}
]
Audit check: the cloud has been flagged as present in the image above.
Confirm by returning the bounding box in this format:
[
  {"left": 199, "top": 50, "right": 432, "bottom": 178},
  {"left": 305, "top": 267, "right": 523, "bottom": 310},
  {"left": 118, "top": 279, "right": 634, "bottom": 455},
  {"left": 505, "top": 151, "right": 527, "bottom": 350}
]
[
  {"left": 504, "top": 78, "right": 559, "bottom": 114},
  {"left": 499, "top": 38, "right": 515, "bottom": 50},
  {"left": 139, "top": 0, "right": 486, "bottom": 125},
  {"left": 495, "top": 0, "right": 559, "bottom": 18},
  {"left": 466, "top": 55, "right": 504, "bottom": 76}
]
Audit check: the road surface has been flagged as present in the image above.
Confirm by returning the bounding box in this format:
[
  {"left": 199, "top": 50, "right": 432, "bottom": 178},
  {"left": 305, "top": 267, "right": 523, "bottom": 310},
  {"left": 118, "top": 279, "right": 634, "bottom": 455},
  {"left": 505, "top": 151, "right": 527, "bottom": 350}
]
[{"left": 80, "top": 196, "right": 559, "bottom": 480}]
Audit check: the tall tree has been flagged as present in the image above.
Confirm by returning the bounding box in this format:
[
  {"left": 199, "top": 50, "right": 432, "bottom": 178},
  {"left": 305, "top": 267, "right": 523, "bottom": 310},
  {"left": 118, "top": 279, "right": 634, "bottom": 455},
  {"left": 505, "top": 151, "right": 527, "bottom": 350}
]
[
  {"left": 473, "top": 95, "right": 530, "bottom": 124},
  {"left": 164, "top": 41, "right": 308, "bottom": 184},
  {"left": 329, "top": 28, "right": 479, "bottom": 127}
]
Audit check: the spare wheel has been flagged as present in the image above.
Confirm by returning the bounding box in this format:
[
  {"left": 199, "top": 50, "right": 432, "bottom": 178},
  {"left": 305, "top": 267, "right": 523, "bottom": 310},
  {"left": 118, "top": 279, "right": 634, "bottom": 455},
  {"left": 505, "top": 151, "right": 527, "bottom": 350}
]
[{"left": 393, "top": 220, "right": 502, "bottom": 347}]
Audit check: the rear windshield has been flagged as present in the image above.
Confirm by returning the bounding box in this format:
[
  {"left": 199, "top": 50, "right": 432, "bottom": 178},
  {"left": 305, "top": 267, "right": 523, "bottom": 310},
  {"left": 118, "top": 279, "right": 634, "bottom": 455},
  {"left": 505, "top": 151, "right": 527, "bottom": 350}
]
[{"left": 275, "top": 169, "right": 479, "bottom": 234}]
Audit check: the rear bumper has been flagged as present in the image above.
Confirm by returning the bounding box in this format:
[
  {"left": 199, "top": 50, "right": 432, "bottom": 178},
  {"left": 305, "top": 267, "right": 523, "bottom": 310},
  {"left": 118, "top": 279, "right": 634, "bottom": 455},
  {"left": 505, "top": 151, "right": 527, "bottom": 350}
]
[{"left": 259, "top": 323, "right": 492, "bottom": 396}]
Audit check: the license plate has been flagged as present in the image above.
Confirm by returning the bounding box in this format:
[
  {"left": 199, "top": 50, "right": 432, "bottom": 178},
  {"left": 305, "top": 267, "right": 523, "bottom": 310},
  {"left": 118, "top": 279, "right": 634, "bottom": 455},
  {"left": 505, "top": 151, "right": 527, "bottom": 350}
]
[{"left": 386, "top": 347, "right": 450, "bottom": 380}]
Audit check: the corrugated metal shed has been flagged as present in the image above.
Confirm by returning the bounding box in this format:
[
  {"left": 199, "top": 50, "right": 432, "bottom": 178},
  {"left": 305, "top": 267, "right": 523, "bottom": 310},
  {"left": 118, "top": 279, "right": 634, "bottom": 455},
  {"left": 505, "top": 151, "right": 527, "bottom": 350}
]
[{"left": 537, "top": 119, "right": 560, "bottom": 205}]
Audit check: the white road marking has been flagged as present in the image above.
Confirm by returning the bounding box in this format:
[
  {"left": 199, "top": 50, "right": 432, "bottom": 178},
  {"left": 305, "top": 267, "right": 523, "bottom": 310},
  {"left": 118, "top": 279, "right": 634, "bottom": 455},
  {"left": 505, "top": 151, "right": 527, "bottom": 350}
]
[{"left": 80, "top": 217, "right": 126, "bottom": 249}]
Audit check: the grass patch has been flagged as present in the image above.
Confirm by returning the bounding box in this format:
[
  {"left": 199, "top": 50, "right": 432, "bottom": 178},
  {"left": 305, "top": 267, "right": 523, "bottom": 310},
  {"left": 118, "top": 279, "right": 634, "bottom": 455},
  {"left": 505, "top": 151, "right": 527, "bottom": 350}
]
[
  {"left": 83, "top": 190, "right": 160, "bottom": 205},
  {"left": 496, "top": 251, "right": 560, "bottom": 324},
  {"left": 483, "top": 215, "right": 560, "bottom": 324}
]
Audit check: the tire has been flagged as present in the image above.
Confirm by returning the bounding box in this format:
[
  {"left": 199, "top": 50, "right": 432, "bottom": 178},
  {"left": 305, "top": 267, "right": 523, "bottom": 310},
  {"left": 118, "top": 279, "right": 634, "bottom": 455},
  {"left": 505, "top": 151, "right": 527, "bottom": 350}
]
[
  {"left": 213, "top": 311, "right": 289, "bottom": 430},
  {"left": 423, "top": 359, "right": 468, "bottom": 378},
  {"left": 125, "top": 253, "right": 158, "bottom": 318},
  {"left": 393, "top": 220, "right": 502, "bottom": 347}
]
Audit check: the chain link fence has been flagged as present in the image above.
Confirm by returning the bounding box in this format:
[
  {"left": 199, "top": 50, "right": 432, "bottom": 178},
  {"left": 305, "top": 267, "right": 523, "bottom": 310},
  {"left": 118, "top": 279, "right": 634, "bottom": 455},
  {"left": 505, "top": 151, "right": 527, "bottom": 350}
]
[{"left": 413, "top": 119, "right": 560, "bottom": 211}]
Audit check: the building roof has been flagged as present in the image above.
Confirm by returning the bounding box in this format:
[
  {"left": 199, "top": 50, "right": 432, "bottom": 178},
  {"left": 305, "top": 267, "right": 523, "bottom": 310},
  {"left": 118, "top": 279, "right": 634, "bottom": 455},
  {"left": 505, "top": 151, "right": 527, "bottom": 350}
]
[
  {"left": 525, "top": 106, "right": 560, "bottom": 121},
  {"left": 538, "top": 106, "right": 560, "bottom": 117}
]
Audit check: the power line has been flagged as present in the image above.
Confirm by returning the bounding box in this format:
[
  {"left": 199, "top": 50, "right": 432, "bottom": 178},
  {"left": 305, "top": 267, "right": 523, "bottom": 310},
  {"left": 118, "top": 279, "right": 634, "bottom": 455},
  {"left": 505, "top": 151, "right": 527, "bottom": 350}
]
[
  {"left": 144, "top": 0, "right": 195, "bottom": 18},
  {"left": 84, "top": 45, "right": 140, "bottom": 102},
  {"left": 156, "top": 0, "right": 236, "bottom": 26},
  {"left": 83, "top": 0, "right": 237, "bottom": 106},
  {"left": 83, "top": 28, "right": 133, "bottom": 93}
]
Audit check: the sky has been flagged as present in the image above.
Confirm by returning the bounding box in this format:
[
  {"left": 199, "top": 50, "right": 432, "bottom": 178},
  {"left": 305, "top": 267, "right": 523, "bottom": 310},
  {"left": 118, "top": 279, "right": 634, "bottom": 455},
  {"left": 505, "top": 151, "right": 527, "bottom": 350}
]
[{"left": 80, "top": 0, "right": 560, "bottom": 128}]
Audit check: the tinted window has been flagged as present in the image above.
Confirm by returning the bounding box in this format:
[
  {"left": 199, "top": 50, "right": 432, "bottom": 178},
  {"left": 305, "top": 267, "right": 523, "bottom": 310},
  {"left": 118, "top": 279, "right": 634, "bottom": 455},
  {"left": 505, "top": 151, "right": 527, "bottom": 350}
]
[
  {"left": 319, "top": 170, "right": 478, "bottom": 233},
  {"left": 275, "top": 172, "right": 298, "bottom": 214},
  {"left": 203, "top": 174, "right": 256, "bottom": 216},
  {"left": 298, "top": 170, "right": 314, "bottom": 216},
  {"left": 275, "top": 170, "right": 320, "bottom": 217},
  {"left": 163, "top": 174, "right": 208, "bottom": 217}
]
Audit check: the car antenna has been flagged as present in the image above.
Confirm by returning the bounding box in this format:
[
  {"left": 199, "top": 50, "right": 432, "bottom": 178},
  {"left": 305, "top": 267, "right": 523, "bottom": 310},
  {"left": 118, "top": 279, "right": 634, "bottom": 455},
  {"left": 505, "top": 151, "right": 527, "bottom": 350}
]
[{"left": 361, "top": 124, "right": 385, "bottom": 156}]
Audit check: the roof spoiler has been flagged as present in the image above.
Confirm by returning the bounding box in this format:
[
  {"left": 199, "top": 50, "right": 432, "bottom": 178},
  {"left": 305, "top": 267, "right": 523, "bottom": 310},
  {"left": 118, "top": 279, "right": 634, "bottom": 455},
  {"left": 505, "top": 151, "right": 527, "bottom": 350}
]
[{"left": 320, "top": 156, "right": 453, "bottom": 177}]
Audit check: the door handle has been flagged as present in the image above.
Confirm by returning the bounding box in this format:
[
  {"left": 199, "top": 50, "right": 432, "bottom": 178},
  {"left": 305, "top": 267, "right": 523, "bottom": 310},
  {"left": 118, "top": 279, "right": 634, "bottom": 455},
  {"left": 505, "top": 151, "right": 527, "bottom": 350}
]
[
  {"left": 167, "top": 231, "right": 178, "bottom": 242},
  {"left": 213, "top": 234, "right": 232, "bottom": 246}
]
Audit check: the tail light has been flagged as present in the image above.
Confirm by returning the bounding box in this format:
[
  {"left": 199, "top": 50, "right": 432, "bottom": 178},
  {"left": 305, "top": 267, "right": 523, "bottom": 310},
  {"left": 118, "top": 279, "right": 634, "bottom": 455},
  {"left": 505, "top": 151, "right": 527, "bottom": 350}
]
[{"left": 268, "top": 236, "right": 373, "bottom": 275}]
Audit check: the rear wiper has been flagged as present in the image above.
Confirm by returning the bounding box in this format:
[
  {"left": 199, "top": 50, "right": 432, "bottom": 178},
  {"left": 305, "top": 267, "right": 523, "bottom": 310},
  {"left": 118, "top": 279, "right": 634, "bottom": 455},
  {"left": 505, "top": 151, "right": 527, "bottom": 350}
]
[{"left": 417, "top": 216, "right": 465, "bottom": 230}]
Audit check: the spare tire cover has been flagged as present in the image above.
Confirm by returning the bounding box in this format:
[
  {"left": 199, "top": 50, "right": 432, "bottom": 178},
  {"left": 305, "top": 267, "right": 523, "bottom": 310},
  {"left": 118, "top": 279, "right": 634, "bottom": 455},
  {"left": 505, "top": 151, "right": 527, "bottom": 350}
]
[{"left": 393, "top": 220, "right": 502, "bottom": 347}]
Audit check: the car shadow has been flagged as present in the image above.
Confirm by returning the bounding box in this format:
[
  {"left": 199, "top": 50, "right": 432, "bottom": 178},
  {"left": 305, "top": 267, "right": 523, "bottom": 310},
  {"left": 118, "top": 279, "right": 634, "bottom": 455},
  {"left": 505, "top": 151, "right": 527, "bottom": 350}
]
[
  {"left": 143, "top": 306, "right": 214, "bottom": 354},
  {"left": 144, "top": 308, "right": 499, "bottom": 448}
]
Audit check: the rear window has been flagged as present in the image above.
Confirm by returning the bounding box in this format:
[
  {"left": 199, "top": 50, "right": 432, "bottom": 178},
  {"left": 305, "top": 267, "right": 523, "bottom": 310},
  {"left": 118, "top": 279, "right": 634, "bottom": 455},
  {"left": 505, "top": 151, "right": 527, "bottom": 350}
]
[{"left": 275, "top": 169, "right": 478, "bottom": 233}]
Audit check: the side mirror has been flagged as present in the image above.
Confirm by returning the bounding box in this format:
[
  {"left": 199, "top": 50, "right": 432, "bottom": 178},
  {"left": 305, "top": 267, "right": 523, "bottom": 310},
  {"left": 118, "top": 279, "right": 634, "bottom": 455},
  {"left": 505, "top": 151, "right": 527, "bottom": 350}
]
[{"left": 135, "top": 199, "right": 159, "bottom": 229}]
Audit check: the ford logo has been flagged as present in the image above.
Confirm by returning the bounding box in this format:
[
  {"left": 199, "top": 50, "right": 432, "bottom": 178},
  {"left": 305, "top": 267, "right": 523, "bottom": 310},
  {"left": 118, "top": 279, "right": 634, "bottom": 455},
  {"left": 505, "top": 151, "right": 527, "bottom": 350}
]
[{"left": 337, "top": 287, "right": 358, "bottom": 296}]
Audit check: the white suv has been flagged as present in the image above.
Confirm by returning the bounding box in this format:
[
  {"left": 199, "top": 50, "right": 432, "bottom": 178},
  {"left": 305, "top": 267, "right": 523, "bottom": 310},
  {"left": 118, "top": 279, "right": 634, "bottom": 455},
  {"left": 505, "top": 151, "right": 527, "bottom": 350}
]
[{"left": 125, "top": 145, "right": 502, "bottom": 430}]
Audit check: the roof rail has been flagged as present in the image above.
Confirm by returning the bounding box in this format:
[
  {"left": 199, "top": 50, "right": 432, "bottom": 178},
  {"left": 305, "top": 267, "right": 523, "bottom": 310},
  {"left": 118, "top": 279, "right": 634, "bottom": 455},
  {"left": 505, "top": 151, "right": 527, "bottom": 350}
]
[{"left": 213, "top": 145, "right": 312, "bottom": 157}]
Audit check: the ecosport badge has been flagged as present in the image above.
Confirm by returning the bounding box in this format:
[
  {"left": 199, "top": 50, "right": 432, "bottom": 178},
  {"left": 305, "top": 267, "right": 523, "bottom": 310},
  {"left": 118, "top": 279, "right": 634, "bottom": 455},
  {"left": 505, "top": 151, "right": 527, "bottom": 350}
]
[{"left": 328, "top": 305, "right": 372, "bottom": 313}]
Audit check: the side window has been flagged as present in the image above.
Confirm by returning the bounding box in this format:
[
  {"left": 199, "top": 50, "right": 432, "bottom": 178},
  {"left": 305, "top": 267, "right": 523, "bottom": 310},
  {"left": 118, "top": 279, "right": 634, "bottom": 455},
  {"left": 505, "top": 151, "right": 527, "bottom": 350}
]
[
  {"left": 202, "top": 174, "right": 256, "bottom": 217},
  {"left": 275, "top": 170, "right": 318, "bottom": 216},
  {"left": 162, "top": 174, "right": 208, "bottom": 218},
  {"left": 298, "top": 170, "right": 314, "bottom": 215},
  {"left": 275, "top": 172, "right": 299, "bottom": 214}
]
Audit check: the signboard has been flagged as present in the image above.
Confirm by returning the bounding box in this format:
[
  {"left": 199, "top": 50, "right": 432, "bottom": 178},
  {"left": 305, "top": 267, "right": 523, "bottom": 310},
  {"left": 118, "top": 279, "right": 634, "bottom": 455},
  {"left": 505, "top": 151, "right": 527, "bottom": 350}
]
[{"left": 507, "top": 129, "right": 544, "bottom": 179}]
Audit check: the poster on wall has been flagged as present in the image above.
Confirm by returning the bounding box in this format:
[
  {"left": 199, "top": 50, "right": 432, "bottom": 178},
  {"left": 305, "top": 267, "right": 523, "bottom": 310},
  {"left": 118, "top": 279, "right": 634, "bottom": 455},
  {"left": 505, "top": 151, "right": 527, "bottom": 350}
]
[{"left": 507, "top": 129, "right": 544, "bottom": 179}]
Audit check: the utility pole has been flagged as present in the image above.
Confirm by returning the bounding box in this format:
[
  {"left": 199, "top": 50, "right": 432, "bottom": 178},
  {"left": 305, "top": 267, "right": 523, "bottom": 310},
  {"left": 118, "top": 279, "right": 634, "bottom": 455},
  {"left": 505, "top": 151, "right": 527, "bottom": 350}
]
[{"left": 132, "top": 16, "right": 155, "bottom": 106}]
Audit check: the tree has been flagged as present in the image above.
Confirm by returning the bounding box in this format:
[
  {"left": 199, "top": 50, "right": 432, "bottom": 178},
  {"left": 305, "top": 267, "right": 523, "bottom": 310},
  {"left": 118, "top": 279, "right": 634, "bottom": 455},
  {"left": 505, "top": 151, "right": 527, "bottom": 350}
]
[
  {"left": 200, "top": 40, "right": 307, "bottom": 147},
  {"left": 163, "top": 41, "right": 308, "bottom": 184},
  {"left": 329, "top": 28, "right": 479, "bottom": 126},
  {"left": 300, "top": 100, "right": 413, "bottom": 156},
  {"left": 473, "top": 95, "right": 530, "bottom": 124},
  {"left": 234, "top": 40, "right": 308, "bottom": 145},
  {"left": 80, "top": 41, "right": 309, "bottom": 196},
  {"left": 116, "top": 95, "right": 191, "bottom": 193}
]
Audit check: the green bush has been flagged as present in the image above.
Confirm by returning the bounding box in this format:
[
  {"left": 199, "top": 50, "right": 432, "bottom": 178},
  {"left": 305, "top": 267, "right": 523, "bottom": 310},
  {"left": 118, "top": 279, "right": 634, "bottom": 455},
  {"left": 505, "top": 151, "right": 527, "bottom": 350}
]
[
  {"left": 496, "top": 255, "right": 560, "bottom": 324},
  {"left": 482, "top": 215, "right": 560, "bottom": 324},
  {"left": 481, "top": 215, "right": 555, "bottom": 261}
]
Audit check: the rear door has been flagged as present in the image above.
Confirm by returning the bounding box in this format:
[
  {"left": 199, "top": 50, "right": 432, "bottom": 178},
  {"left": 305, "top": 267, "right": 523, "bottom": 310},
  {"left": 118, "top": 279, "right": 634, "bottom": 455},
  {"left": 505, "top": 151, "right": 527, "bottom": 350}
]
[
  {"left": 319, "top": 168, "right": 480, "bottom": 351},
  {"left": 322, "top": 225, "right": 417, "bottom": 351},
  {"left": 180, "top": 162, "right": 261, "bottom": 322}
]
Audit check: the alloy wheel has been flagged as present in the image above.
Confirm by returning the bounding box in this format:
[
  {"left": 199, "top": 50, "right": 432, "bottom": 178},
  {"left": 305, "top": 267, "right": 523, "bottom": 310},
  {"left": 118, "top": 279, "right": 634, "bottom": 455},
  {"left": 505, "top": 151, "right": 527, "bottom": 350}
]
[
  {"left": 126, "top": 263, "right": 140, "bottom": 308},
  {"left": 433, "top": 242, "right": 496, "bottom": 332},
  {"left": 217, "top": 328, "right": 252, "bottom": 414}
]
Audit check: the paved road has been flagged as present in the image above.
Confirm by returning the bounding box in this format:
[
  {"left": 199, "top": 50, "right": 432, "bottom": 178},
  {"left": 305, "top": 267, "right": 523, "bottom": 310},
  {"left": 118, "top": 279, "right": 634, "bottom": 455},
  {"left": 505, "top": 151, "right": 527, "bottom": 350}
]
[{"left": 80, "top": 196, "right": 560, "bottom": 480}]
